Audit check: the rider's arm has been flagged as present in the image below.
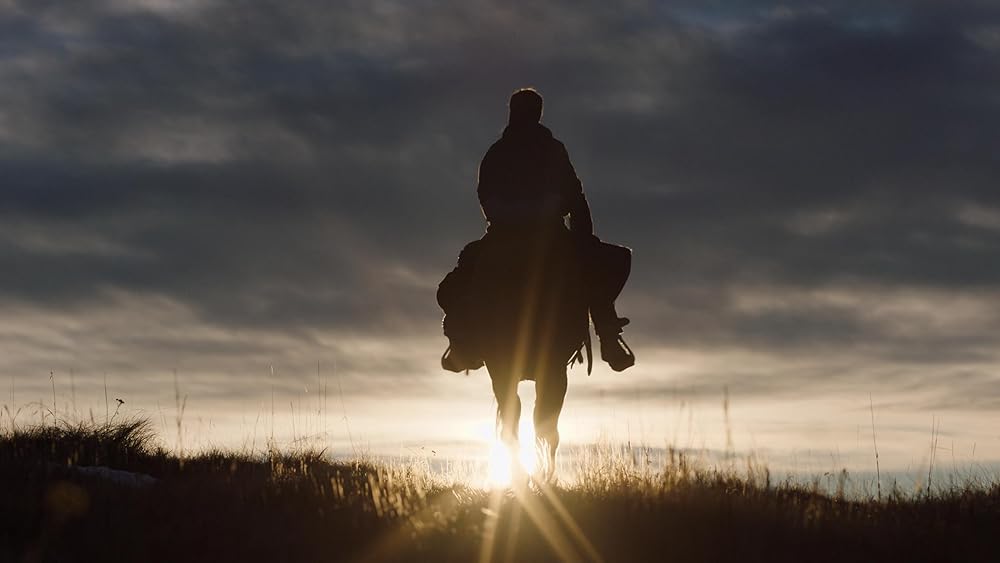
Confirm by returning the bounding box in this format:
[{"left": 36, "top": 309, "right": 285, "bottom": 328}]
[{"left": 568, "top": 192, "right": 595, "bottom": 237}]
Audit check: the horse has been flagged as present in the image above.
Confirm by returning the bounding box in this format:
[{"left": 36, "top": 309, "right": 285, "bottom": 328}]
[{"left": 470, "top": 222, "right": 590, "bottom": 483}]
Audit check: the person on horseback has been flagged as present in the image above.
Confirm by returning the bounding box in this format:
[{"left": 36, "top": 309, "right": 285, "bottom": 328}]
[
  {"left": 444, "top": 88, "right": 634, "bottom": 372},
  {"left": 482, "top": 89, "right": 633, "bottom": 369},
  {"left": 437, "top": 88, "right": 635, "bottom": 481}
]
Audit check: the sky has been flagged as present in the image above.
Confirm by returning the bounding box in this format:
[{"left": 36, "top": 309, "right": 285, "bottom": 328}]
[{"left": 2, "top": 0, "right": 1000, "bottom": 480}]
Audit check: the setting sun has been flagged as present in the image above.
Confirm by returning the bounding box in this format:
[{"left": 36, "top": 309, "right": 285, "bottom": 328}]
[{"left": 482, "top": 418, "right": 539, "bottom": 488}]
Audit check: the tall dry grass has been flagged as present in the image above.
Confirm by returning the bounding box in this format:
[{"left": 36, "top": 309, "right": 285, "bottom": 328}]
[{"left": 4, "top": 418, "right": 1000, "bottom": 562}]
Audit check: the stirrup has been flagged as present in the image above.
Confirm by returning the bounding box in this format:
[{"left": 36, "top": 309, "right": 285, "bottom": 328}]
[{"left": 600, "top": 334, "right": 635, "bottom": 372}]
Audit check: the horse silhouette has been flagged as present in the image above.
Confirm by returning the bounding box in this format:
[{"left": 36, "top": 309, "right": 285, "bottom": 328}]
[{"left": 438, "top": 88, "right": 634, "bottom": 483}]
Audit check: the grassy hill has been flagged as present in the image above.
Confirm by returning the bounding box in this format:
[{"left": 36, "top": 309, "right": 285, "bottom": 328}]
[{"left": 3, "top": 419, "right": 999, "bottom": 562}]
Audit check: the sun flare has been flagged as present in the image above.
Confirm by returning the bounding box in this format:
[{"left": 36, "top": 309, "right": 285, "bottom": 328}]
[{"left": 484, "top": 426, "right": 538, "bottom": 488}]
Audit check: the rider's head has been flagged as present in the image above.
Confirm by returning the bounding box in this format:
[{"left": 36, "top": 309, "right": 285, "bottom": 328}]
[{"left": 508, "top": 88, "right": 543, "bottom": 126}]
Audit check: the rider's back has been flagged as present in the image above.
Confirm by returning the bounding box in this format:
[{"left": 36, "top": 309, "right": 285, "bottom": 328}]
[{"left": 477, "top": 122, "right": 583, "bottom": 229}]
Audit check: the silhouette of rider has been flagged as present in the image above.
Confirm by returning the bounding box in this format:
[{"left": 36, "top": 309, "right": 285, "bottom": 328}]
[{"left": 477, "top": 88, "right": 633, "bottom": 371}]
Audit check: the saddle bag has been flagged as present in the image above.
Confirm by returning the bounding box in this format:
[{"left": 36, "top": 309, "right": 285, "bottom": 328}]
[{"left": 437, "top": 240, "right": 485, "bottom": 372}]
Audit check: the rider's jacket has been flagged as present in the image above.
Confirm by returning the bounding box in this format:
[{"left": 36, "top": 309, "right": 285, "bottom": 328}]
[{"left": 476, "top": 122, "right": 592, "bottom": 235}]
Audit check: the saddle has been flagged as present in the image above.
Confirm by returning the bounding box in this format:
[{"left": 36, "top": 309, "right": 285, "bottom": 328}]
[{"left": 438, "top": 232, "right": 631, "bottom": 374}]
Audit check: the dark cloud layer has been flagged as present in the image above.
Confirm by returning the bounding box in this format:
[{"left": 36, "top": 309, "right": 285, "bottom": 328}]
[{"left": 3, "top": 0, "right": 1000, "bottom": 383}]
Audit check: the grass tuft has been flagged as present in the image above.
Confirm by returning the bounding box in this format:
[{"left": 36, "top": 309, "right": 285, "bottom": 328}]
[{"left": 3, "top": 418, "right": 1000, "bottom": 562}]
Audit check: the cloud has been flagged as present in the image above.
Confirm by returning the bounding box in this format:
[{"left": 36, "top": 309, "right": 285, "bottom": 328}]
[{"left": 2, "top": 0, "right": 1000, "bottom": 425}]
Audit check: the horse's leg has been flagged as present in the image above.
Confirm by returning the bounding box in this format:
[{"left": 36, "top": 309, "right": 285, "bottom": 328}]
[
  {"left": 486, "top": 360, "right": 521, "bottom": 451},
  {"left": 533, "top": 361, "right": 568, "bottom": 482}
]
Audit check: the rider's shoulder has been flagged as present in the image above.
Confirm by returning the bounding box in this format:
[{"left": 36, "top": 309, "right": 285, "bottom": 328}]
[{"left": 457, "top": 239, "right": 485, "bottom": 266}]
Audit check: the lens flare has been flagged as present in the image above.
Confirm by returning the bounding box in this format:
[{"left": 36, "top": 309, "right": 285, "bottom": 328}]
[{"left": 485, "top": 426, "right": 538, "bottom": 488}]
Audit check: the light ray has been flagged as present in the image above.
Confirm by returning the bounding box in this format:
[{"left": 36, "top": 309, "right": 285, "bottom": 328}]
[
  {"left": 508, "top": 486, "right": 584, "bottom": 563},
  {"left": 477, "top": 487, "right": 505, "bottom": 563},
  {"left": 533, "top": 480, "right": 604, "bottom": 563}
]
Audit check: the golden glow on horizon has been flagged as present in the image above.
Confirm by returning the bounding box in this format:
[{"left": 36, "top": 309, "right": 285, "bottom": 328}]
[{"left": 483, "top": 419, "right": 538, "bottom": 488}]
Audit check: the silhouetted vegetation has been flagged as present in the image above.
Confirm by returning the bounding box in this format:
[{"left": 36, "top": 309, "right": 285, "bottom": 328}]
[{"left": 3, "top": 420, "right": 999, "bottom": 562}]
